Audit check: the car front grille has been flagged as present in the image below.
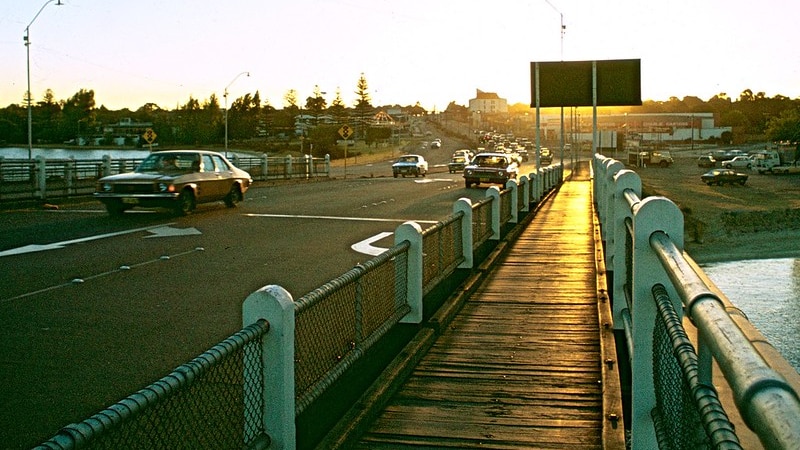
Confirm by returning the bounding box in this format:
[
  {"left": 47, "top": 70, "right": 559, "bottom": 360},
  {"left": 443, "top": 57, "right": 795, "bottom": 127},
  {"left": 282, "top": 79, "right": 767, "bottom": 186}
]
[{"left": 113, "top": 183, "right": 157, "bottom": 194}]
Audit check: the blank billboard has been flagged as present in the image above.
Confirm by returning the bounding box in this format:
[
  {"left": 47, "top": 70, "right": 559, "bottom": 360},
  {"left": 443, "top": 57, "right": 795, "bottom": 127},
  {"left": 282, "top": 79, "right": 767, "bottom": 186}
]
[{"left": 531, "top": 59, "right": 642, "bottom": 107}]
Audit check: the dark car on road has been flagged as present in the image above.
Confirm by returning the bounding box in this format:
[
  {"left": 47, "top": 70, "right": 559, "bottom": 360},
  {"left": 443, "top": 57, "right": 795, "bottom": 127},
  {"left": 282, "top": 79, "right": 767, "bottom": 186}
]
[
  {"left": 463, "top": 152, "right": 519, "bottom": 188},
  {"left": 95, "top": 150, "right": 252, "bottom": 215},
  {"left": 701, "top": 168, "right": 748, "bottom": 186},
  {"left": 448, "top": 155, "right": 469, "bottom": 173}
]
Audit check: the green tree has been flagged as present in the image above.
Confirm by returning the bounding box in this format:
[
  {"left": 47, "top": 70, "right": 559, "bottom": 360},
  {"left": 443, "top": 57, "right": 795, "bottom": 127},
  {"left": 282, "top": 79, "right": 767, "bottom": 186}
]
[
  {"left": 765, "top": 108, "right": 800, "bottom": 142},
  {"left": 354, "top": 73, "right": 372, "bottom": 139}
]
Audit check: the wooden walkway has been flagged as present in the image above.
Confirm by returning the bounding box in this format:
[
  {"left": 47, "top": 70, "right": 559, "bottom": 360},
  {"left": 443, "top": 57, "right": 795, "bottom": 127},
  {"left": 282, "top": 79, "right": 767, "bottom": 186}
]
[{"left": 354, "top": 166, "right": 624, "bottom": 449}]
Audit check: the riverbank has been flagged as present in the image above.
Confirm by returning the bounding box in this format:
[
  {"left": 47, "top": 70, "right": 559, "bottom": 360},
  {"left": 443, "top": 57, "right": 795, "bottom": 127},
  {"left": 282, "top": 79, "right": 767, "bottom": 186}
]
[{"left": 685, "top": 228, "right": 800, "bottom": 264}]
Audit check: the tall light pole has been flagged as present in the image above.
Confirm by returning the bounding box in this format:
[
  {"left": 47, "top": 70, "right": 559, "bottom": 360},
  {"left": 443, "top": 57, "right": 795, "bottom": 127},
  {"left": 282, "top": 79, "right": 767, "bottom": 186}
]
[
  {"left": 224, "top": 71, "right": 249, "bottom": 157},
  {"left": 544, "top": 0, "right": 566, "bottom": 166},
  {"left": 25, "top": 0, "right": 63, "bottom": 160}
]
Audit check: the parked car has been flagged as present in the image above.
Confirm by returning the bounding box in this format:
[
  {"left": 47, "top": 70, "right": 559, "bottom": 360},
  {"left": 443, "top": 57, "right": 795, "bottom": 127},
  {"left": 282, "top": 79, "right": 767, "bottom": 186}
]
[
  {"left": 697, "top": 155, "right": 717, "bottom": 168},
  {"left": 463, "top": 152, "right": 519, "bottom": 188},
  {"left": 95, "top": 150, "right": 252, "bottom": 215},
  {"left": 720, "top": 155, "right": 753, "bottom": 170},
  {"left": 392, "top": 154, "right": 428, "bottom": 177},
  {"left": 700, "top": 168, "right": 749, "bottom": 186},
  {"left": 448, "top": 155, "right": 469, "bottom": 173}
]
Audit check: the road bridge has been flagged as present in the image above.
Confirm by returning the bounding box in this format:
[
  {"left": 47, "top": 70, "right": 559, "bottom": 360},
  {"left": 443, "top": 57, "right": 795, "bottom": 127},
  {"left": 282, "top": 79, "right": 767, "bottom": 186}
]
[{"left": 35, "top": 159, "right": 800, "bottom": 450}]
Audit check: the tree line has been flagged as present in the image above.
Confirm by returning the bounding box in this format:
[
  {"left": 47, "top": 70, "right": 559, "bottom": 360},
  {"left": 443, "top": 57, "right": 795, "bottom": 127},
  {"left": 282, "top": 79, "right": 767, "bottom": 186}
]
[{"left": 1, "top": 78, "right": 799, "bottom": 153}]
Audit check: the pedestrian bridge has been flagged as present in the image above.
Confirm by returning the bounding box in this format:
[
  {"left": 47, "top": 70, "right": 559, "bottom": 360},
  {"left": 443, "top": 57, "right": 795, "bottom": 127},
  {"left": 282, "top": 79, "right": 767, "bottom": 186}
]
[{"left": 37, "top": 157, "right": 800, "bottom": 450}]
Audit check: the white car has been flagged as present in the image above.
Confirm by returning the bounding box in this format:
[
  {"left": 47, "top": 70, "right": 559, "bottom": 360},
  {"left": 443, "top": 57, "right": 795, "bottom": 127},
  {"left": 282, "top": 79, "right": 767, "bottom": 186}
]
[
  {"left": 392, "top": 154, "right": 429, "bottom": 177},
  {"left": 721, "top": 155, "right": 752, "bottom": 170}
]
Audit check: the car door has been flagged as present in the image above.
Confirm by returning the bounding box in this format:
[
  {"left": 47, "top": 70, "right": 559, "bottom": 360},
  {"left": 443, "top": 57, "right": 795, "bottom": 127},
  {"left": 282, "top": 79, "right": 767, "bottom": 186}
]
[{"left": 195, "top": 153, "right": 222, "bottom": 202}]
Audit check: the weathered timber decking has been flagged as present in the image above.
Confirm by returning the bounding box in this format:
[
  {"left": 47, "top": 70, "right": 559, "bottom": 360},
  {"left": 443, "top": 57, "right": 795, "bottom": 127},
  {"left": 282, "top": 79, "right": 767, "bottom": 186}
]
[{"left": 355, "top": 167, "right": 623, "bottom": 449}]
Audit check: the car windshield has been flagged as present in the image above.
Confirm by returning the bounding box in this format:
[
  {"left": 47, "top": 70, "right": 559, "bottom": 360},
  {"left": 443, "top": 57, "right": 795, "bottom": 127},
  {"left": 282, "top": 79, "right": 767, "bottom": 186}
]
[
  {"left": 473, "top": 155, "right": 507, "bottom": 167},
  {"left": 137, "top": 153, "right": 199, "bottom": 173},
  {"left": 398, "top": 156, "right": 418, "bottom": 163}
]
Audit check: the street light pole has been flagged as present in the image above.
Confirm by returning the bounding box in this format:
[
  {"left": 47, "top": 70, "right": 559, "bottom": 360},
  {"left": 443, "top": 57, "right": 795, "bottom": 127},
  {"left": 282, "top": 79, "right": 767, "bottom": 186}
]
[
  {"left": 224, "top": 71, "right": 249, "bottom": 157},
  {"left": 25, "top": 0, "right": 63, "bottom": 161}
]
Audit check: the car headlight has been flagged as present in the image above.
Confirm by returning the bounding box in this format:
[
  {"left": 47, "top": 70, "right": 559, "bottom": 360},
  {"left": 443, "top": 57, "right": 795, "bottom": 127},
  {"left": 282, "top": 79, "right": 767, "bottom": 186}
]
[
  {"left": 158, "top": 183, "right": 175, "bottom": 193},
  {"left": 102, "top": 183, "right": 112, "bottom": 192}
]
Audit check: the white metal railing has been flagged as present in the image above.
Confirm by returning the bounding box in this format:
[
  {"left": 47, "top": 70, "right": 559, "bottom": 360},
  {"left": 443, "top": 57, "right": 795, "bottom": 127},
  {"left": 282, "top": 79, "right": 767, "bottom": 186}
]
[
  {"left": 593, "top": 153, "right": 800, "bottom": 449},
  {"left": 0, "top": 153, "right": 330, "bottom": 201}
]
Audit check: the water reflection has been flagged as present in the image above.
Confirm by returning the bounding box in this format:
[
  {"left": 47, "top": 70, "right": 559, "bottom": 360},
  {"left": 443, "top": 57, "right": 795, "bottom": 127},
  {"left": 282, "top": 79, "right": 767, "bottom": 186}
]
[
  {"left": 1, "top": 146, "right": 151, "bottom": 160},
  {"left": 702, "top": 258, "right": 800, "bottom": 372}
]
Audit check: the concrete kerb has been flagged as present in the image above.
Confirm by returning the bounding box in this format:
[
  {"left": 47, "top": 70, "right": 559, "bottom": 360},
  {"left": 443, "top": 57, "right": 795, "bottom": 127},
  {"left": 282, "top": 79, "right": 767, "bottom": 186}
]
[{"left": 316, "top": 177, "right": 565, "bottom": 449}]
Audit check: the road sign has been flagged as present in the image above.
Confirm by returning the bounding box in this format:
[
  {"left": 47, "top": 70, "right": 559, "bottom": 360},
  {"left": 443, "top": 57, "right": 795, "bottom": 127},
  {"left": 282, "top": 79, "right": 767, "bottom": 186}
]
[
  {"left": 338, "top": 125, "right": 353, "bottom": 140},
  {"left": 143, "top": 128, "right": 157, "bottom": 144}
]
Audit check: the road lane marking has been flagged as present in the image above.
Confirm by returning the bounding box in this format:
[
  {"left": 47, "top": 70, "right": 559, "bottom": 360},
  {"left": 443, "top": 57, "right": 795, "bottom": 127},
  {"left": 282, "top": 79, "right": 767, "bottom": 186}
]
[
  {"left": 244, "top": 213, "right": 437, "bottom": 224},
  {"left": 351, "top": 232, "right": 393, "bottom": 256},
  {"left": 1, "top": 247, "right": 205, "bottom": 303},
  {"left": 0, "top": 223, "right": 177, "bottom": 257}
]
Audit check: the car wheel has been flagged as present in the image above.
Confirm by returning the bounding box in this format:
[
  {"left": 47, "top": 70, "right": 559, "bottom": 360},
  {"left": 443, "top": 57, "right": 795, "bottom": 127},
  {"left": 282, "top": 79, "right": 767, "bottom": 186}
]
[
  {"left": 393, "top": 172, "right": 398, "bottom": 178},
  {"left": 175, "top": 190, "right": 196, "bottom": 215},
  {"left": 747, "top": 164, "right": 752, "bottom": 169},
  {"left": 224, "top": 185, "right": 243, "bottom": 208},
  {"left": 660, "top": 161, "right": 669, "bottom": 168},
  {"left": 725, "top": 164, "right": 732, "bottom": 169},
  {"left": 465, "top": 180, "right": 471, "bottom": 188}
]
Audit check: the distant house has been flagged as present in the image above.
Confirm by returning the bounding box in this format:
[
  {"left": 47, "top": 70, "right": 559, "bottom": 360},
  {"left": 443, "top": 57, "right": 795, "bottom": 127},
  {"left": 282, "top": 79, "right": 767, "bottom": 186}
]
[{"left": 468, "top": 89, "right": 508, "bottom": 115}]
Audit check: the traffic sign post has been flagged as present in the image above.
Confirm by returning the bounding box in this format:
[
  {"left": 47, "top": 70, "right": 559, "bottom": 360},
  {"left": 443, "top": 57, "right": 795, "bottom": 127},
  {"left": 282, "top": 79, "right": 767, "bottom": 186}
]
[
  {"left": 338, "top": 125, "right": 352, "bottom": 179},
  {"left": 142, "top": 128, "right": 157, "bottom": 152}
]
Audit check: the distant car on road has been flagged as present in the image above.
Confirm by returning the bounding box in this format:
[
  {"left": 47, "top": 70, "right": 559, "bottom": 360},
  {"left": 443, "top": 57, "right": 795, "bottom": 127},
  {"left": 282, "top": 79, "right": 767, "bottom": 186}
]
[
  {"left": 392, "top": 154, "right": 428, "bottom": 177},
  {"left": 701, "top": 168, "right": 749, "bottom": 186},
  {"left": 430, "top": 139, "right": 442, "bottom": 149},
  {"left": 94, "top": 150, "right": 252, "bottom": 215},
  {"left": 452, "top": 149, "right": 474, "bottom": 161},
  {"left": 721, "top": 155, "right": 752, "bottom": 170},
  {"left": 463, "top": 152, "right": 519, "bottom": 188}
]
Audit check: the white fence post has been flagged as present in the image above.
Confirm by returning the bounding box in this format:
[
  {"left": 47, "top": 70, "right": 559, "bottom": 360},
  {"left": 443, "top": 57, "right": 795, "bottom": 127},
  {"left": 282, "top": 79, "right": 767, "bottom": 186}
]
[
  {"left": 505, "top": 179, "right": 519, "bottom": 224},
  {"left": 242, "top": 285, "right": 296, "bottom": 450},
  {"left": 519, "top": 175, "right": 530, "bottom": 212},
  {"left": 395, "top": 221, "right": 423, "bottom": 324},
  {"left": 35, "top": 156, "right": 47, "bottom": 199},
  {"left": 629, "top": 196, "right": 684, "bottom": 450},
  {"left": 486, "top": 186, "right": 501, "bottom": 240},
  {"left": 261, "top": 154, "right": 269, "bottom": 181},
  {"left": 454, "top": 198, "right": 474, "bottom": 269},
  {"left": 611, "top": 169, "right": 641, "bottom": 329}
]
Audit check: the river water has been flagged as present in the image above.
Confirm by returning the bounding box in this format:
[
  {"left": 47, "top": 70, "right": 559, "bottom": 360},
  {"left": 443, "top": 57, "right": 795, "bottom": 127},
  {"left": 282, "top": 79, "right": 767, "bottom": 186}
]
[{"left": 701, "top": 258, "right": 800, "bottom": 372}]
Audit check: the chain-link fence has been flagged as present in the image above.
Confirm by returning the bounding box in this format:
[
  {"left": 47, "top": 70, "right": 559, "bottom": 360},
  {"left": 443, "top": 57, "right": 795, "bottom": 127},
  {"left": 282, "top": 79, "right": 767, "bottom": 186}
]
[{"left": 35, "top": 321, "right": 270, "bottom": 450}]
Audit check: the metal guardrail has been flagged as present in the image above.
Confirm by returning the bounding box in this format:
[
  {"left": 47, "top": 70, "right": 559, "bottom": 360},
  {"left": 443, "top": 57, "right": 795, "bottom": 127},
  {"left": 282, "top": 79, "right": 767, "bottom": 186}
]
[
  {"left": 593, "top": 154, "right": 800, "bottom": 449},
  {"left": 0, "top": 154, "right": 330, "bottom": 202},
  {"left": 34, "top": 165, "right": 564, "bottom": 449}
]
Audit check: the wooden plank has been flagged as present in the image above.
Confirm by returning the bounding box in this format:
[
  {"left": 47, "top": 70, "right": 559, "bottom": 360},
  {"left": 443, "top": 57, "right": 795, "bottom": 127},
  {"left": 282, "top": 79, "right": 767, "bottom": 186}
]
[{"left": 356, "top": 175, "right": 614, "bottom": 449}]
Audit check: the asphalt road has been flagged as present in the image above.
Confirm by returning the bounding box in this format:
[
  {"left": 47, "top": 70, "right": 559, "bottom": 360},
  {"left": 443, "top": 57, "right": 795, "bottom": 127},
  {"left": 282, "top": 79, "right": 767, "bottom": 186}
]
[{"left": 0, "top": 132, "right": 554, "bottom": 448}]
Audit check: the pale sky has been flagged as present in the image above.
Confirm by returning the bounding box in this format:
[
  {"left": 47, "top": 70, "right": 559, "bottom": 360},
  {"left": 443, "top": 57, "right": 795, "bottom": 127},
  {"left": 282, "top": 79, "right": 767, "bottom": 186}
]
[{"left": 1, "top": 0, "right": 798, "bottom": 112}]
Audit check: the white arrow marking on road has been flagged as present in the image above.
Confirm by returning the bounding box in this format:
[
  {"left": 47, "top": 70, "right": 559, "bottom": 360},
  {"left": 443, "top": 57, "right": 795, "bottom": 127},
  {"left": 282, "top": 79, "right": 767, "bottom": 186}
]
[
  {"left": 351, "top": 232, "right": 393, "bottom": 256},
  {"left": 0, "top": 223, "right": 177, "bottom": 257},
  {"left": 145, "top": 226, "right": 202, "bottom": 238}
]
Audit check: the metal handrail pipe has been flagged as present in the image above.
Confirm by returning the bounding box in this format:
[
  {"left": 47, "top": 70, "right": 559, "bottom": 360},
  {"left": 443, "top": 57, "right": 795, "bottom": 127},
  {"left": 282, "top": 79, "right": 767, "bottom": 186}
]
[
  {"left": 622, "top": 187, "right": 640, "bottom": 209},
  {"left": 649, "top": 231, "right": 800, "bottom": 449}
]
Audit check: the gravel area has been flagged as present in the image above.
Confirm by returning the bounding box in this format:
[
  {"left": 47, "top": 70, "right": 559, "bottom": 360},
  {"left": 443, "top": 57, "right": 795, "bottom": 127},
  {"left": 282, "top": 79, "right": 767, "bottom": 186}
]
[{"left": 626, "top": 146, "right": 800, "bottom": 263}]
